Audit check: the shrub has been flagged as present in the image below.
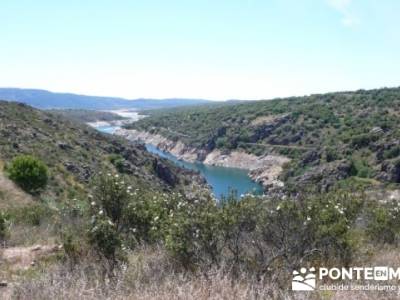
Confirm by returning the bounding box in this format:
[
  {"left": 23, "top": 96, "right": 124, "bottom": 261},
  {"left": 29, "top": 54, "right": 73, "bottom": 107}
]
[
  {"left": 366, "top": 200, "right": 400, "bottom": 244},
  {"left": 88, "top": 173, "right": 173, "bottom": 258},
  {"left": 88, "top": 216, "right": 122, "bottom": 261},
  {"left": 325, "top": 147, "right": 339, "bottom": 162},
  {"left": 7, "top": 155, "right": 48, "bottom": 194},
  {"left": 91, "top": 173, "right": 132, "bottom": 230},
  {"left": 108, "top": 154, "right": 125, "bottom": 172},
  {"left": 383, "top": 146, "right": 400, "bottom": 160},
  {"left": 164, "top": 196, "right": 220, "bottom": 268},
  {"left": 164, "top": 191, "right": 362, "bottom": 274},
  {"left": 350, "top": 133, "right": 378, "bottom": 149},
  {"left": 349, "top": 158, "right": 374, "bottom": 178}
]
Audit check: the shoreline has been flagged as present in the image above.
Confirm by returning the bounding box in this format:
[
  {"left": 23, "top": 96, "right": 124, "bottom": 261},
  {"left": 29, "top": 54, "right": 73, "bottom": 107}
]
[{"left": 115, "top": 128, "right": 290, "bottom": 190}]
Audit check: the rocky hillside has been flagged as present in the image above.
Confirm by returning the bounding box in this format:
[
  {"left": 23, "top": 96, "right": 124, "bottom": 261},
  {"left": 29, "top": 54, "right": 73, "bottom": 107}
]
[
  {"left": 126, "top": 87, "right": 400, "bottom": 192},
  {"left": 47, "top": 109, "right": 127, "bottom": 123},
  {"left": 0, "top": 101, "right": 207, "bottom": 201}
]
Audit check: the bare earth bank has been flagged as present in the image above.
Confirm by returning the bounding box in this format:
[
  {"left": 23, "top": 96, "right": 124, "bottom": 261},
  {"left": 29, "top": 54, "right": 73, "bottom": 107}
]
[{"left": 115, "top": 129, "right": 290, "bottom": 190}]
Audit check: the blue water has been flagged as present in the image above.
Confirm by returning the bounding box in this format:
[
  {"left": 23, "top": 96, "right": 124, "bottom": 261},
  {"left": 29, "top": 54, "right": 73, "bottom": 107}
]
[
  {"left": 145, "top": 145, "right": 263, "bottom": 199},
  {"left": 95, "top": 125, "right": 118, "bottom": 134},
  {"left": 94, "top": 125, "right": 264, "bottom": 199}
]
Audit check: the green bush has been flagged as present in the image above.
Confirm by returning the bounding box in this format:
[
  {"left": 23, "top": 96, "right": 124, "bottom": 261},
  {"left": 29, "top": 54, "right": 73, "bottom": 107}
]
[
  {"left": 383, "top": 146, "right": 400, "bottom": 159},
  {"left": 164, "top": 191, "right": 362, "bottom": 272},
  {"left": 7, "top": 155, "right": 48, "bottom": 194},
  {"left": 88, "top": 173, "right": 174, "bottom": 258},
  {"left": 88, "top": 216, "right": 122, "bottom": 261},
  {"left": 349, "top": 158, "right": 374, "bottom": 178},
  {"left": 164, "top": 196, "right": 220, "bottom": 268},
  {"left": 108, "top": 154, "right": 125, "bottom": 172}
]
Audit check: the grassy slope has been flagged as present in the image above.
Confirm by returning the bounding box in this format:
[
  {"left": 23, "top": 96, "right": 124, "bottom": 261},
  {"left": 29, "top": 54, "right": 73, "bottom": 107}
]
[{"left": 128, "top": 87, "right": 400, "bottom": 188}]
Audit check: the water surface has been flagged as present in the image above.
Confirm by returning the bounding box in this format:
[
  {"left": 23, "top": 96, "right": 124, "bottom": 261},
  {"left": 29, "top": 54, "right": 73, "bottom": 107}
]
[
  {"left": 146, "top": 145, "right": 264, "bottom": 199},
  {"left": 94, "top": 124, "right": 264, "bottom": 199}
]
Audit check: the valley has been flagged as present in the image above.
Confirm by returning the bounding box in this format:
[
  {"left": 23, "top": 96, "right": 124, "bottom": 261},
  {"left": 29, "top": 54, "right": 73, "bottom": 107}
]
[{"left": 1, "top": 87, "right": 400, "bottom": 299}]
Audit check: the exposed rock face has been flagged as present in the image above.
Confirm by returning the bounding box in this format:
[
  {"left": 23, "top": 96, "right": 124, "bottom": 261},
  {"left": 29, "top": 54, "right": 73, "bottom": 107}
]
[
  {"left": 116, "top": 128, "right": 290, "bottom": 190},
  {"left": 291, "top": 160, "right": 352, "bottom": 192},
  {"left": 117, "top": 129, "right": 199, "bottom": 162},
  {"left": 63, "top": 162, "right": 92, "bottom": 182},
  {"left": 301, "top": 150, "right": 321, "bottom": 166},
  {"left": 153, "top": 159, "right": 179, "bottom": 187},
  {"left": 379, "top": 160, "right": 400, "bottom": 183},
  {"left": 203, "top": 149, "right": 290, "bottom": 189},
  {"left": 250, "top": 114, "right": 290, "bottom": 142}
]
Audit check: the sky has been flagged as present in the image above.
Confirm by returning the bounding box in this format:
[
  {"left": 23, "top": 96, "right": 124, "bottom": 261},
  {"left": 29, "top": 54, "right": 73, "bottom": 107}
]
[{"left": 0, "top": 0, "right": 399, "bottom": 100}]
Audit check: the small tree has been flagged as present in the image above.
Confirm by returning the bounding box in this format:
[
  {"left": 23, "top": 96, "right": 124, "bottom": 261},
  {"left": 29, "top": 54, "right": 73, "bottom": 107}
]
[{"left": 7, "top": 155, "right": 48, "bottom": 194}]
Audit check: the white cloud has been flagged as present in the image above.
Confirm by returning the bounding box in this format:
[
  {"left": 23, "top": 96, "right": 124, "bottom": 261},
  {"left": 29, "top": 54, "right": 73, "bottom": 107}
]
[{"left": 327, "top": 0, "right": 360, "bottom": 27}]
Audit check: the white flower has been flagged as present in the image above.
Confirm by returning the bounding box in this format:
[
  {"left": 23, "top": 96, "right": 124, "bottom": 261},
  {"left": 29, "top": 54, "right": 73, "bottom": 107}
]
[
  {"left": 99, "top": 209, "right": 104, "bottom": 215},
  {"left": 307, "top": 216, "right": 311, "bottom": 221},
  {"left": 276, "top": 205, "right": 281, "bottom": 211},
  {"left": 115, "top": 174, "right": 119, "bottom": 178},
  {"left": 91, "top": 201, "right": 96, "bottom": 206}
]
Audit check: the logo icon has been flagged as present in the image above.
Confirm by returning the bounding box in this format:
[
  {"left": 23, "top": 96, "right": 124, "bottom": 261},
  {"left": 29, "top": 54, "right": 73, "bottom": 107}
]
[{"left": 292, "top": 267, "right": 316, "bottom": 291}]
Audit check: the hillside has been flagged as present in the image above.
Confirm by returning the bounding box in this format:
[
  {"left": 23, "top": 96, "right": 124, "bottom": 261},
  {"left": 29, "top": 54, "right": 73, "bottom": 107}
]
[
  {"left": 1, "top": 100, "right": 400, "bottom": 300},
  {"left": 0, "top": 101, "right": 206, "bottom": 201},
  {"left": 48, "top": 109, "right": 127, "bottom": 123},
  {"left": 126, "top": 87, "right": 400, "bottom": 191},
  {"left": 0, "top": 88, "right": 213, "bottom": 110}
]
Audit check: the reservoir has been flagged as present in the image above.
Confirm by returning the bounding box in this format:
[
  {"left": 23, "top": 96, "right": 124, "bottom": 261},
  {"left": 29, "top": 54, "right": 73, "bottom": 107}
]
[{"left": 94, "top": 124, "right": 264, "bottom": 199}]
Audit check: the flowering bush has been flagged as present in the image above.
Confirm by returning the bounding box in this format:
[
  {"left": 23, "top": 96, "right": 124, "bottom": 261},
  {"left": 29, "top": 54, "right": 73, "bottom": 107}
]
[
  {"left": 366, "top": 199, "right": 400, "bottom": 244},
  {"left": 88, "top": 215, "right": 121, "bottom": 260}
]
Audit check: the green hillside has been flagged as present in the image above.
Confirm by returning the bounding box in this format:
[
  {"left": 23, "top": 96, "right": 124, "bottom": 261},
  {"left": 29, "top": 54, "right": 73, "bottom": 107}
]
[
  {"left": 48, "top": 109, "right": 127, "bottom": 123},
  {"left": 127, "top": 87, "right": 400, "bottom": 191}
]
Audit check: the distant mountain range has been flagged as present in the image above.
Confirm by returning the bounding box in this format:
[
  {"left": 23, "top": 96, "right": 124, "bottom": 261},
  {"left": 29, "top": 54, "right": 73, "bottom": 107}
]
[{"left": 0, "top": 88, "right": 214, "bottom": 110}]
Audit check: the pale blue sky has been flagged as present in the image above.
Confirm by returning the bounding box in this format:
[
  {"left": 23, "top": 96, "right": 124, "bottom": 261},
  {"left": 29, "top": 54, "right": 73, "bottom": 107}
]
[{"left": 0, "top": 0, "right": 399, "bottom": 100}]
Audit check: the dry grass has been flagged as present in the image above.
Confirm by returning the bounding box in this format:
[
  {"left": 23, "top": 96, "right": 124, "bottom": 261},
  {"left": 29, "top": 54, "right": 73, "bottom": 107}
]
[
  {"left": 9, "top": 246, "right": 301, "bottom": 300},
  {"left": 6, "top": 246, "right": 400, "bottom": 300},
  {"left": 0, "top": 171, "right": 33, "bottom": 210},
  {"left": 10, "top": 246, "right": 400, "bottom": 300},
  {"left": 5, "top": 221, "right": 58, "bottom": 247}
]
